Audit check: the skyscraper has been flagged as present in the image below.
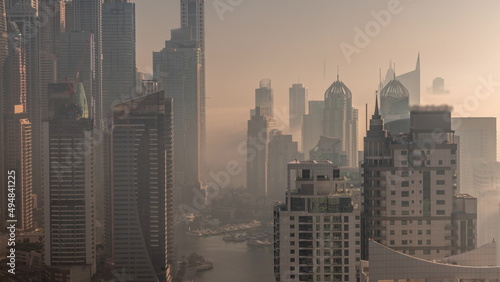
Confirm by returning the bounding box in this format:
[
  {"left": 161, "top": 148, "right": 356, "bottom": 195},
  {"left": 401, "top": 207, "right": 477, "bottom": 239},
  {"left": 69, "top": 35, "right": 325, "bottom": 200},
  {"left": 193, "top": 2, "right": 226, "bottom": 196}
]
[
  {"left": 289, "top": 83, "right": 306, "bottom": 134},
  {"left": 181, "top": 0, "right": 206, "bottom": 177},
  {"left": 302, "top": 100, "right": 324, "bottom": 159},
  {"left": 380, "top": 77, "right": 410, "bottom": 123},
  {"left": 382, "top": 54, "right": 420, "bottom": 106},
  {"left": 452, "top": 117, "right": 497, "bottom": 195},
  {"left": 1, "top": 20, "right": 34, "bottom": 232},
  {"left": 246, "top": 107, "right": 273, "bottom": 199},
  {"left": 43, "top": 82, "right": 95, "bottom": 280},
  {"left": 255, "top": 78, "right": 274, "bottom": 117},
  {"left": 323, "top": 76, "right": 358, "bottom": 166},
  {"left": 267, "top": 130, "right": 302, "bottom": 202},
  {"left": 112, "top": 91, "right": 174, "bottom": 282},
  {"left": 363, "top": 102, "right": 476, "bottom": 259},
  {"left": 154, "top": 27, "right": 202, "bottom": 202},
  {"left": 7, "top": 1, "right": 42, "bottom": 212},
  {"left": 273, "top": 161, "right": 361, "bottom": 282},
  {"left": 102, "top": 0, "right": 136, "bottom": 117}
]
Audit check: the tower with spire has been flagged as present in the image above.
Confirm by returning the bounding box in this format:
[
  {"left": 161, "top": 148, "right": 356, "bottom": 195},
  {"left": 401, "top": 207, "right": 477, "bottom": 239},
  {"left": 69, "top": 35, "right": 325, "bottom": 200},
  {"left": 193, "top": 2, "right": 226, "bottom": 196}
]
[
  {"left": 380, "top": 71, "right": 410, "bottom": 123},
  {"left": 322, "top": 71, "right": 358, "bottom": 167}
]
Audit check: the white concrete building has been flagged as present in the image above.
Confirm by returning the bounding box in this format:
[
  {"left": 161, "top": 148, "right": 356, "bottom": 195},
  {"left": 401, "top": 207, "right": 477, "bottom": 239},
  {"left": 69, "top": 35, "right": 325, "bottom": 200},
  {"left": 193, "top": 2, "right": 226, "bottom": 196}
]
[{"left": 274, "top": 161, "right": 361, "bottom": 282}]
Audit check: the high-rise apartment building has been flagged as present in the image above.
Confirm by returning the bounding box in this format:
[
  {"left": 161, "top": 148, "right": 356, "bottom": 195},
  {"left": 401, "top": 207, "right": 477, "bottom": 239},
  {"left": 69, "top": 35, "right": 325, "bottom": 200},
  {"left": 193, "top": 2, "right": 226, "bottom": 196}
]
[
  {"left": 363, "top": 102, "right": 477, "bottom": 260},
  {"left": 154, "top": 27, "right": 202, "bottom": 202},
  {"left": 43, "top": 82, "right": 95, "bottom": 280},
  {"left": 289, "top": 83, "right": 307, "bottom": 137},
  {"left": 112, "top": 91, "right": 174, "bottom": 282},
  {"left": 7, "top": 1, "right": 42, "bottom": 212},
  {"left": 274, "top": 161, "right": 361, "bottom": 282},
  {"left": 323, "top": 76, "right": 358, "bottom": 167},
  {"left": 302, "top": 101, "right": 324, "bottom": 159}
]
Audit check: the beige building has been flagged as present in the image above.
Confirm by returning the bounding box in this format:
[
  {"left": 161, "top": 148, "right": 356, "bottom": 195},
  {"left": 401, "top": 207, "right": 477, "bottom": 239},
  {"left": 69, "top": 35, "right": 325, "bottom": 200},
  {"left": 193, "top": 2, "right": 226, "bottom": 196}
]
[
  {"left": 274, "top": 161, "right": 361, "bottom": 282},
  {"left": 364, "top": 104, "right": 477, "bottom": 260}
]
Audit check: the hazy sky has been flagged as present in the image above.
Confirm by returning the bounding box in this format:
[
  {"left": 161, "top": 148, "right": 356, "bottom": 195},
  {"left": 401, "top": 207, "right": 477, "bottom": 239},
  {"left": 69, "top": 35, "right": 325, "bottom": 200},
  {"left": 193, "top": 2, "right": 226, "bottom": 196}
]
[{"left": 136, "top": 0, "right": 500, "bottom": 180}]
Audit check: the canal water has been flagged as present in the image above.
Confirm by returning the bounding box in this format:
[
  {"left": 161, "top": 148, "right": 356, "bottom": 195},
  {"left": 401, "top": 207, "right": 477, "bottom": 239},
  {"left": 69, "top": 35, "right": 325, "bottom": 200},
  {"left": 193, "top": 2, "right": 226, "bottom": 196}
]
[{"left": 177, "top": 234, "right": 275, "bottom": 282}]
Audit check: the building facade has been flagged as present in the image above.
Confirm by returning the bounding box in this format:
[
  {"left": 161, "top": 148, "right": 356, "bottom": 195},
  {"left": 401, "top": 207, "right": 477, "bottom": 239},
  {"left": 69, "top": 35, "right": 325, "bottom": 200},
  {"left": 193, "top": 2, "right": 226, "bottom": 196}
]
[
  {"left": 363, "top": 103, "right": 477, "bottom": 260},
  {"left": 43, "top": 82, "right": 96, "bottom": 279},
  {"left": 302, "top": 101, "right": 324, "bottom": 159},
  {"left": 323, "top": 76, "right": 358, "bottom": 167},
  {"left": 153, "top": 27, "right": 202, "bottom": 202},
  {"left": 289, "top": 83, "right": 307, "bottom": 134},
  {"left": 274, "top": 161, "right": 361, "bottom": 282},
  {"left": 112, "top": 91, "right": 174, "bottom": 282}
]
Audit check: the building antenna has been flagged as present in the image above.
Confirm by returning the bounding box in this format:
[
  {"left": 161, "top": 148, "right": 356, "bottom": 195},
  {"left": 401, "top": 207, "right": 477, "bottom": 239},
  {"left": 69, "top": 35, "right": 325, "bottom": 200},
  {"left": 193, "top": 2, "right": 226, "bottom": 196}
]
[
  {"left": 323, "top": 60, "right": 326, "bottom": 81},
  {"left": 365, "top": 103, "right": 368, "bottom": 134},
  {"left": 393, "top": 63, "right": 396, "bottom": 79},
  {"left": 337, "top": 65, "right": 339, "bottom": 81},
  {"left": 379, "top": 68, "right": 382, "bottom": 92}
]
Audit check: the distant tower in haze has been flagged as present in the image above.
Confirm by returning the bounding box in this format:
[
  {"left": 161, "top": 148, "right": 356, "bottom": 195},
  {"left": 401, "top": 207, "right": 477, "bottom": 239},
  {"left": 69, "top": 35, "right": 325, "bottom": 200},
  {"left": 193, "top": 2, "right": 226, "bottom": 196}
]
[
  {"left": 267, "top": 130, "right": 302, "bottom": 202},
  {"left": 302, "top": 101, "right": 324, "bottom": 159},
  {"left": 428, "top": 77, "right": 450, "bottom": 94},
  {"left": 154, "top": 27, "right": 202, "bottom": 203},
  {"left": 380, "top": 76, "right": 410, "bottom": 123},
  {"left": 323, "top": 75, "right": 358, "bottom": 166},
  {"left": 181, "top": 0, "right": 206, "bottom": 177},
  {"left": 246, "top": 107, "right": 274, "bottom": 199},
  {"left": 255, "top": 78, "right": 274, "bottom": 117},
  {"left": 383, "top": 54, "right": 420, "bottom": 106},
  {"left": 289, "top": 83, "right": 307, "bottom": 133}
]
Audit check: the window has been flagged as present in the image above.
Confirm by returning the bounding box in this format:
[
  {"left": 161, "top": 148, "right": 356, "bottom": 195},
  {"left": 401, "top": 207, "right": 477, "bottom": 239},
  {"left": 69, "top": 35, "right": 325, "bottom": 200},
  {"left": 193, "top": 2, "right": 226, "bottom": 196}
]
[
  {"left": 290, "top": 241, "right": 295, "bottom": 246},
  {"left": 418, "top": 240, "right": 422, "bottom": 245},
  {"left": 402, "top": 181, "right": 409, "bottom": 187},
  {"left": 402, "top": 220, "right": 408, "bottom": 225},
  {"left": 290, "top": 258, "right": 295, "bottom": 262},
  {"left": 390, "top": 240, "right": 395, "bottom": 245},
  {"left": 391, "top": 200, "right": 396, "bottom": 205},
  {"left": 390, "top": 230, "right": 395, "bottom": 235},
  {"left": 391, "top": 210, "right": 396, "bottom": 215},
  {"left": 402, "top": 171, "right": 409, "bottom": 177},
  {"left": 436, "top": 200, "right": 445, "bottom": 205},
  {"left": 437, "top": 210, "right": 445, "bottom": 215},
  {"left": 409, "top": 250, "right": 415, "bottom": 255},
  {"left": 438, "top": 160, "right": 443, "bottom": 165},
  {"left": 426, "top": 240, "right": 431, "bottom": 245},
  {"left": 391, "top": 180, "right": 396, "bottom": 185},
  {"left": 402, "top": 240, "right": 408, "bottom": 245},
  {"left": 290, "top": 224, "right": 295, "bottom": 229},
  {"left": 402, "top": 230, "right": 408, "bottom": 235},
  {"left": 402, "top": 191, "right": 409, "bottom": 197},
  {"left": 437, "top": 170, "right": 445, "bottom": 175},
  {"left": 451, "top": 160, "right": 456, "bottom": 164},
  {"left": 390, "top": 220, "right": 395, "bottom": 225},
  {"left": 436, "top": 180, "right": 445, "bottom": 185},
  {"left": 423, "top": 250, "right": 430, "bottom": 255},
  {"left": 426, "top": 160, "right": 431, "bottom": 165},
  {"left": 418, "top": 230, "right": 422, "bottom": 235},
  {"left": 402, "top": 211, "right": 410, "bottom": 215},
  {"left": 290, "top": 216, "right": 295, "bottom": 220},
  {"left": 333, "top": 169, "right": 340, "bottom": 178},
  {"left": 451, "top": 149, "right": 456, "bottom": 155},
  {"left": 436, "top": 190, "right": 445, "bottom": 195},
  {"left": 426, "top": 230, "right": 431, "bottom": 235},
  {"left": 401, "top": 150, "right": 408, "bottom": 155},
  {"left": 402, "top": 201, "right": 410, "bottom": 207},
  {"left": 302, "top": 169, "right": 311, "bottom": 179},
  {"left": 391, "top": 190, "right": 396, "bottom": 195},
  {"left": 290, "top": 233, "right": 295, "bottom": 237},
  {"left": 290, "top": 250, "right": 295, "bottom": 254},
  {"left": 401, "top": 161, "right": 408, "bottom": 165}
]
